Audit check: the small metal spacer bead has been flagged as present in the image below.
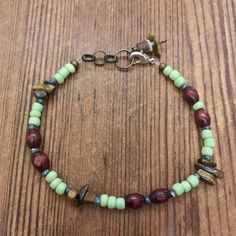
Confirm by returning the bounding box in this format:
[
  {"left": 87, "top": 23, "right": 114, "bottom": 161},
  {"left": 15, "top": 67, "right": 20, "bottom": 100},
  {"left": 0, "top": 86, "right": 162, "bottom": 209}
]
[
  {"left": 180, "top": 83, "right": 188, "bottom": 90},
  {"left": 170, "top": 189, "right": 176, "bottom": 198},
  {"left": 70, "top": 59, "right": 80, "bottom": 71},
  {"left": 159, "top": 62, "right": 167, "bottom": 72},
  {"left": 202, "top": 155, "right": 212, "bottom": 161},
  {"left": 94, "top": 196, "right": 101, "bottom": 205},
  {"left": 31, "top": 148, "right": 40, "bottom": 154},
  {"left": 28, "top": 124, "right": 39, "bottom": 130},
  {"left": 44, "top": 78, "right": 59, "bottom": 87},
  {"left": 145, "top": 196, "right": 152, "bottom": 204},
  {"left": 194, "top": 173, "right": 201, "bottom": 180},
  {"left": 65, "top": 186, "right": 72, "bottom": 195},
  {"left": 42, "top": 169, "right": 50, "bottom": 177},
  {"left": 36, "top": 98, "right": 45, "bottom": 105},
  {"left": 202, "top": 126, "right": 211, "bottom": 130}
]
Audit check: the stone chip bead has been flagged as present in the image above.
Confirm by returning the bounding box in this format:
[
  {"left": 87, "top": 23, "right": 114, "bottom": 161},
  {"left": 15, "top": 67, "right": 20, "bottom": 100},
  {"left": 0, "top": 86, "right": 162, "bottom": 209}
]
[
  {"left": 194, "top": 163, "right": 224, "bottom": 179},
  {"left": 31, "top": 151, "right": 50, "bottom": 173},
  {"left": 149, "top": 188, "right": 172, "bottom": 204},
  {"left": 197, "top": 169, "right": 217, "bottom": 185},
  {"left": 194, "top": 109, "right": 211, "bottom": 127},
  {"left": 182, "top": 86, "right": 200, "bottom": 105},
  {"left": 125, "top": 193, "right": 146, "bottom": 209},
  {"left": 70, "top": 60, "right": 79, "bottom": 71},
  {"left": 187, "top": 174, "right": 200, "bottom": 187},
  {"left": 26, "top": 128, "right": 42, "bottom": 148},
  {"left": 32, "top": 84, "right": 55, "bottom": 94}
]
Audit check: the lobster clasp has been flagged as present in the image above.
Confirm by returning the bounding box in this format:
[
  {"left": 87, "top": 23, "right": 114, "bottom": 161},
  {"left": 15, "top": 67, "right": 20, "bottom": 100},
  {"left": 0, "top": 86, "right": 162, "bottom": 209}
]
[{"left": 129, "top": 51, "right": 157, "bottom": 65}]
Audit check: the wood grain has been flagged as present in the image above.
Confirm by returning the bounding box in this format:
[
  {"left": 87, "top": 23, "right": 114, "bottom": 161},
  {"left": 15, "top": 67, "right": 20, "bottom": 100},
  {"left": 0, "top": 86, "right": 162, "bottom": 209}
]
[{"left": 0, "top": 0, "right": 235, "bottom": 235}]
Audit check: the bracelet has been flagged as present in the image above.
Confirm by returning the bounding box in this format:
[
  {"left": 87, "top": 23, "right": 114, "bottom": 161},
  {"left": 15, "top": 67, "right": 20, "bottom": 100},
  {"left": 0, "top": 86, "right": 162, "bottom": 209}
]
[{"left": 26, "top": 35, "right": 224, "bottom": 210}]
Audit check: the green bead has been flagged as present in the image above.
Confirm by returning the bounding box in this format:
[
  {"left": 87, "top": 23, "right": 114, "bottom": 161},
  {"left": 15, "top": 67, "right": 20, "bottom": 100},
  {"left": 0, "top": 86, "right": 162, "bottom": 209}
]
[
  {"left": 30, "top": 110, "right": 41, "bottom": 118},
  {"left": 163, "top": 65, "right": 173, "bottom": 76},
  {"left": 32, "top": 102, "right": 44, "bottom": 112},
  {"left": 201, "top": 146, "right": 214, "bottom": 156},
  {"left": 45, "top": 171, "right": 58, "bottom": 183},
  {"left": 172, "top": 183, "right": 185, "bottom": 196},
  {"left": 107, "top": 196, "right": 116, "bottom": 209},
  {"left": 100, "top": 194, "right": 109, "bottom": 207},
  {"left": 204, "top": 138, "right": 215, "bottom": 148},
  {"left": 193, "top": 101, "right": 205, "bottom": 111},
  {"left": 58, "top": 67, "right": 70, "bottom": 78},
  {"left": 201, "top": 130, "right": 213, "bottom": 139},
  {"left": 55, "top": 182, "right": 67, "bottom": 195},
  {"left": 65, "top": 63, "right": 76, "bottom": 74},
  {"left": 49, "top": 178, "right": 62, "bottom": 190},
  {"left": 53, "top": 73, "right": 64, "bottom": 84},
  {"left": 187, "top": 175, "right": 199, "bottom": 187},
  {"left": 116, "top": 198, "right": 125, "bottom": 210},
  {"left": 169, "top": 70, "right": 180, "bottom": 81},
  {"left": 28, "top": 117, "right": 40, "bottom": 126},
  {"left": 174, "top": 76, "right": 186, "bottom": 88},
  {"left": 181, "top": 180, "right": 192, "bottom": 192}
]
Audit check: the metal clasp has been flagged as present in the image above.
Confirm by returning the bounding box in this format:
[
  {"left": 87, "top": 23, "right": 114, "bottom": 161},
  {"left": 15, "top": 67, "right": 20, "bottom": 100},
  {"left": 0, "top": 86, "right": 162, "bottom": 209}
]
[{"left": 129, "top": 51, "right": 158, "bottom": 65}]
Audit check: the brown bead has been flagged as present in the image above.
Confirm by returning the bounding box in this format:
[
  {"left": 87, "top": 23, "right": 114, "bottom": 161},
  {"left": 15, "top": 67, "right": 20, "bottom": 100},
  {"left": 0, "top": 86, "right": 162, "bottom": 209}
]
[
  {"left": 197, "top": 169, "right": 216, "bottom": 185},
  {"left": 149, "top": 188, "right": 171, "bottom": 204},
  {"left": 32, "top": 84, "right": 55, "bottom": 94},
  {"left": 67, "top": 189, "right": 78, "bottom": 201},
  {"left": 83, "top": 190, "right": 97, "bottom": 204},
  {"left": 31, "top": 151, "right": 50, "bottom": 173},
  {"left": 125, "top": 193, "right": 146, "bottom": 209},
  {"left": 26, "top": 129, "right": 42, "bottom": 149},
  {"left": 33, "top": 91, "right": 47, "bottom": 99},
  {"left": 194, "top": 109, "right": 211, "bottom": 127},
  {"left": 70, "top": 60, "right": 79, "bottom": 71},
  {"left": 182, "top": 86, "right": 200, "bottom": 105},
  {"left": 136, "top": 40, "right": 153, "bottom": 53},
  {"left": 75, "top": 184, "right": 89, "bottom": 206},
  {"left": 197, "top": 158, "right": 217, "bottom": 168},
  {"left": 195, "top": 163, "right": 224, "bottom": 179}
]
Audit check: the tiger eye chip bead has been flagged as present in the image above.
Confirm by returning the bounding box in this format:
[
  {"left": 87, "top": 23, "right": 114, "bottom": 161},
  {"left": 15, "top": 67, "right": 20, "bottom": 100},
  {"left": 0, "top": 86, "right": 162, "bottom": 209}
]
[
  {"left": 70, "top": 60, "right": 79, "bottom": 71},
  {"left": 194, "top": 163, "right": 224, "bottom": 179},
  {"left": 197, "top": 169, "right": 217, "bottom": 185},
  {"left": 75, "top": 184, "right": 89, "bottom": 206}
]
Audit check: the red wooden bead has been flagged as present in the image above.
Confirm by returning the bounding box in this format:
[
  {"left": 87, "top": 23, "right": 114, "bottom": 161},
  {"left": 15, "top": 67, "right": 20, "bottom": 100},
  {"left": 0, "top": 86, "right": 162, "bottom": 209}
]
[
  {"left": 194, "top": 109, "right": 211, "bottom": 127},
  {"left": 182, "top": 86, "right": 199, "bottom": 105},
  {"left": 26, "top": 129, "right": 42, "bottom": 149},
  {"left": 149, "top": 188, "right": 171, "bottom": 204},
  {"left": 31, "top": 151, "right": 49, "bottom": 173},
  {"left": 125, "top": 193, "right": 146, "bottom": 209}
]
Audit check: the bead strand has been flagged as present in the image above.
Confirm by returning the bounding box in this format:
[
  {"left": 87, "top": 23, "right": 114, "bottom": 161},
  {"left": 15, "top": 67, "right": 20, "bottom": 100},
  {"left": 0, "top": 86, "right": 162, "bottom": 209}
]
[{"left": 25, "top": 58, "right": 223, "bottom": 211}]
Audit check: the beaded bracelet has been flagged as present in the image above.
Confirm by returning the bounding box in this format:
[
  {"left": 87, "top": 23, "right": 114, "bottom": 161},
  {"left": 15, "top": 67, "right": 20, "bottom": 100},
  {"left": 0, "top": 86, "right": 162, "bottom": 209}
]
[{"left": 26, "top": 35, "right": 224, "bottom": 210}]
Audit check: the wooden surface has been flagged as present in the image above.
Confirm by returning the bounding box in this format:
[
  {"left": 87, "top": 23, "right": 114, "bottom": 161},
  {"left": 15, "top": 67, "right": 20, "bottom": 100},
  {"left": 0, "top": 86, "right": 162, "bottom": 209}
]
[{"left": 0, "top": 0, "right": 235, "bottom": 235}]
